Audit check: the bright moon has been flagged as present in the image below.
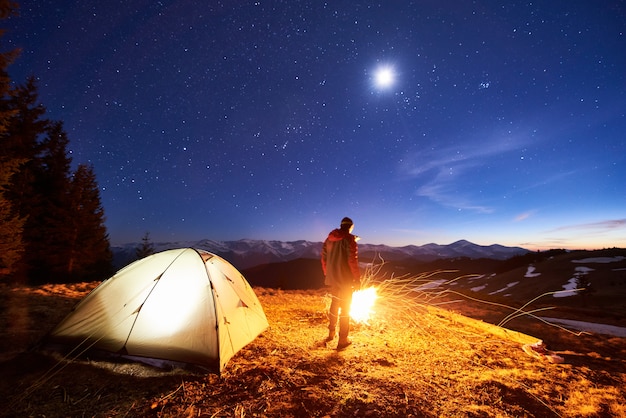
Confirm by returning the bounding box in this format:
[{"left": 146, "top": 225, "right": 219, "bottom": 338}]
[{"left": 374, "top": 66, "right": 395, "bottom": 89}]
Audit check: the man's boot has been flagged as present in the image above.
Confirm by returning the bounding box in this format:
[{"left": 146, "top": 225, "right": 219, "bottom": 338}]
[
  {"left": 326, "top": 310, "right": 338, "bottom": 342},
  {"left": 336, "top": 338, "right": 352, "bottom": 350},
  {"left": 337, "top": 314, "right": 351, "bottom": 350},
  {"left": 325, "top": 328, "right": 336, "bottom": 342}
]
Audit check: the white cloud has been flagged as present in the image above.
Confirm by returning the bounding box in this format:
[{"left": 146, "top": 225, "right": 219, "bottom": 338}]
[{"left": 399, "top": 136, "right": 524, "bottom": 213}]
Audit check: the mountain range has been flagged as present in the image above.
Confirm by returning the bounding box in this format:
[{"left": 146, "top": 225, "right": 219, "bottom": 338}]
[{"left": 112, "top": 238, "right": 529, "bottom": 271}]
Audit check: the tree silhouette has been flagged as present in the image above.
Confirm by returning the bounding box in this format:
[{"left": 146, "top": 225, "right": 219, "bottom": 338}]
[
  {"left": 65, "top": 164, "right": 112, "bottom": 281},
  {"left": 0, "top": 1, "right": 27, "bottom": 280},
  {"left": 136, "top": 232, "right": 156, "bottom": 260},
  {"left": 0, "top": 157, "right": 25, "bottom": 276},
  {"left": 573, "top": 274, "right": 595, "bottom": 307}
]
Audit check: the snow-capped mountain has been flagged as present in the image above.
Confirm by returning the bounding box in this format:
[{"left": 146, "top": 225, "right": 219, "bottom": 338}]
[{"left": 111, "top": 239, "right": 529, "bottom": 270}]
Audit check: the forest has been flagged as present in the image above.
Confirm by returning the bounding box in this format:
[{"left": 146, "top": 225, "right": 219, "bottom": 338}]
[{"left": 0, "top": 0, "right": 112, "bottom": 284}]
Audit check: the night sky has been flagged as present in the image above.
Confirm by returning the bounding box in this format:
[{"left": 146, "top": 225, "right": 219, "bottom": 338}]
[{"left": 5, "top": 1, "right": 626, "bottom": 249}]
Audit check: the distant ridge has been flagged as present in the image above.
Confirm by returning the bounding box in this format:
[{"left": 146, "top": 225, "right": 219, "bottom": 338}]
[{"left": 111, "top": 239, "right": 529, "bottom": 270}]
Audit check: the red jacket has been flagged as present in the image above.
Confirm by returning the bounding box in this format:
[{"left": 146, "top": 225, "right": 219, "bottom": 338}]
[{"left": 321, "top": 228, "right": 360, "bottom": 289}]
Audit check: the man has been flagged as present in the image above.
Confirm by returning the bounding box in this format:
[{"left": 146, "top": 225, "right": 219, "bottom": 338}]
[{"left": 321, "top": 217, "right": 360, "bottom": 350}]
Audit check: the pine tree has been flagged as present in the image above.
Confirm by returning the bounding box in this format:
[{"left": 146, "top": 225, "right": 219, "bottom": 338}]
[
  {"left": 0, "top": 2, "right": 19, "bottom": 131},
  {"left": 0, "top": 157, "right": 25, "bottom": 277},
  {"left": 0, "top": 0, "right": 25, "bottom": 280},
  {"left": 27, "top": 121, "right": 75, "bottom": 282},
  {"left": 135, "top": 232, "right": 156, "bottom": 260},
  {"left": 66, "top": 164, "right": 112, "bottom": 281},
  {"left": 2, "top": 78, "right": 51, "bottom": 279}
]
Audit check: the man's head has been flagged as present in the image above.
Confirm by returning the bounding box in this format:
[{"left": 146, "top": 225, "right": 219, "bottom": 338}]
[{"left": 340, "top": 217, "right": 354, "bottom": 232}]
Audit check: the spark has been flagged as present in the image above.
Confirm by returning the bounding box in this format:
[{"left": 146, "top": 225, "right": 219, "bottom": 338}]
[
  {"left": 349, "top": 255, "right": 481, "bottom": 328},
  {"left": 349, "top": 256, "right": 590, "bottom": 340}
]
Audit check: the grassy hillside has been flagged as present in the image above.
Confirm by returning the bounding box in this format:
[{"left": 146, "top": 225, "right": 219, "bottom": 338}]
[
  {"left": 442, "top": 248, "right": 626, "bottom": 326},
  {"left": 1, "top": 280, "right": 625, "bottom": 417},
  {"left": 243, "top": 248, "right": 626, "bottom": 326}
]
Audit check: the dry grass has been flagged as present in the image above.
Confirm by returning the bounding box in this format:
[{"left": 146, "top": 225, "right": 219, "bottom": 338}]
[{"left": 1, "top": 281, "right": 625, "bottom": 417}]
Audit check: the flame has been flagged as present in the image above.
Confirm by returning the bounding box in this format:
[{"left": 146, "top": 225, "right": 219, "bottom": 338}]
[{"left": 350, "top": 287, "right": 378, "bottom": 324}]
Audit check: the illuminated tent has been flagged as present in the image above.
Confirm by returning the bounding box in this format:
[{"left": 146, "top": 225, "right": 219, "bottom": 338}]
[{"left": 46, "top": 248, "right": 269, "bottom": 373}]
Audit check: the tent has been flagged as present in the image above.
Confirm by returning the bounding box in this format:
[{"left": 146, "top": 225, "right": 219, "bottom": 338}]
[{"left": 46, "top": 248, "right": 269, "bottom": 373}]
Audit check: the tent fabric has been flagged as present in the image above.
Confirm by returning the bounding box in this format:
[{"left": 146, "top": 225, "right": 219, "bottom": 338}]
[{"left": 47, "top": 248, "right": 269, "bottom": 372}]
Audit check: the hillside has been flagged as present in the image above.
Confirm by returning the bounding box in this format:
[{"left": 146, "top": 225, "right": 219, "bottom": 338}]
[
  {"left": 243, "top": 248, "right": 626, "bottom": 328},
  {"left": 1, "top": 279, "right": 625, "bottom": 417},
  {"left": 444, "top": 248, "right": 626, "bottom": 326}
]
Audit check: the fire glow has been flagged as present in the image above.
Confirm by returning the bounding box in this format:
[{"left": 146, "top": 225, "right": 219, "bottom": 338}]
[{"left": 350, "top": 287, "right": 378, "bottom": 324}]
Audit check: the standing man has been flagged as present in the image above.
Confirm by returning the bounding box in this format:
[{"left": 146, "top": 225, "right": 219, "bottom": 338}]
[{"left": 321, "top": 217, "right": 361, "bottom": 350}]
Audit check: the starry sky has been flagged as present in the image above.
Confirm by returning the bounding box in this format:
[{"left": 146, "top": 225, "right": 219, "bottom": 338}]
[{"left": 5, "top": 1, "right": 626, "bottom": 250}]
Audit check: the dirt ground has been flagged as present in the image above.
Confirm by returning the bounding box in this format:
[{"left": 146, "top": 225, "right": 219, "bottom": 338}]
[{"left": 1, "top": 282, "right": 625, "bottom": 417}]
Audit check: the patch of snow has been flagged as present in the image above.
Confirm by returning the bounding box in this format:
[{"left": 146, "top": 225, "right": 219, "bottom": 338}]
[
  {"left": 414, "top": 279, "right": 446, "bottom": 291},
  {"left": 553, "top": 278, "right": 578, "bottom": 298},
  {"left": 572, "top": 256, "right": 625, "bottom": 264},
  {"left": 489, "top": 281, "right": 519, "bottom": 295},
  {"left": 524, "top": 265, "right": 541, "bottom": 278},
  {"left": 553, "top": 266, "right": 594, "bottom": 298},
  {"left": 540, "top": 317, "right": 626, "bottom": 338}
]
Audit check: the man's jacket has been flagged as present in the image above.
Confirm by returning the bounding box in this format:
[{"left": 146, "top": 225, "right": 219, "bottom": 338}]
[{"left": 321, "top": 228, "right": 359, "bottom": 289}]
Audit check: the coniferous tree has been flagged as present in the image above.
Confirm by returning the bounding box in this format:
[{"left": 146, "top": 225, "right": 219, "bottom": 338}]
[
  {"left": 0, "top": 2, "right": 19, "bottom": 130},
  {"left": 3, "top": 78, "right": 50, "bottom": 280},
  {"left": 4, "top": 77, "right": 48, "bottom": 167},
  {"left": 0, "top": 157, "right": 25, "bottom": 276},
  {"left": 66, "top": 164, "right": 112, "bottom": 281},
  {"left": 574, "top": 276, "right": 595, "bottom": 307},
  {"left": 135, "top": 232, "right": 155, "bottom": 260},
  {"left": 27, "top": 121, "right": 75, "bottom": 282},
  {"left": 0, "top": 0, "right": 25, "bottom": 280}
]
